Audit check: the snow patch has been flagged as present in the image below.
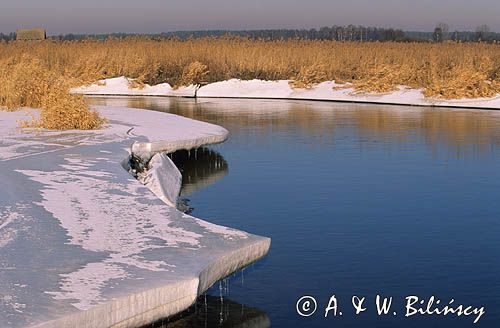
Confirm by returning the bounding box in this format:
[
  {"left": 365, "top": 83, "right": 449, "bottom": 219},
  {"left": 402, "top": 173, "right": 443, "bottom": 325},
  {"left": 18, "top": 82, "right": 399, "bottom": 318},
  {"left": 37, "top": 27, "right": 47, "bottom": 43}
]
[
  {"left": 71, "top": 76, "right": 196, "bottom": 97},
  {"left": 73, "top": 77, "right": 500, "bottom": 109},
  {"left": 198, "top": 79, "right": 500, "bottom": 109}
]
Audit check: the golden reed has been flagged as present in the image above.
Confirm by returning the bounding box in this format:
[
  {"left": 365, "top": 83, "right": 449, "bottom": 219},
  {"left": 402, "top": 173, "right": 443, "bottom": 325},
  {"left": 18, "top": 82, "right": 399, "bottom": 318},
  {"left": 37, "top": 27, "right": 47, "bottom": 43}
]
[{"left": 1, "top": 37, "right": 499, "bottom": 129}]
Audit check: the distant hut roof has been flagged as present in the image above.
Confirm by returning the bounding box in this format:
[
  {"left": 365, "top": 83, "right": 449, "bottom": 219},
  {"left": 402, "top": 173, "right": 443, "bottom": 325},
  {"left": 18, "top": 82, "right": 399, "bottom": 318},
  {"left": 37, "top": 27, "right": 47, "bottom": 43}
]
[{"left": 16, "top": 29, "right": 46, "bottom": 41}]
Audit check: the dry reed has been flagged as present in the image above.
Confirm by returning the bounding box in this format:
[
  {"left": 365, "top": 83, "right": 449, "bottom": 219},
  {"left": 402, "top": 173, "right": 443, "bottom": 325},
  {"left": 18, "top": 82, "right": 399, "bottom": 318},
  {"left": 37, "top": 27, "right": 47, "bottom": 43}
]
[
  {"left": 0, "top": 52, "right": 104, "bottom": 129},
  {"left": 1, "top": 38, "right": 499, "bottom": 130}
]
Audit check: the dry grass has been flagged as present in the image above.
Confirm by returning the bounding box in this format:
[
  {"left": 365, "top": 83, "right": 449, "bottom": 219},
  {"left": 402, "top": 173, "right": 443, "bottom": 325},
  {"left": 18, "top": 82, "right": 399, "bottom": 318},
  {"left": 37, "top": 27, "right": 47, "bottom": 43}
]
[
  {"left": 289, "top": 63, "right": 328, "bottom": 89},
  {"left": 20, "top": 85, "right": 105, "bottom": 130},
  {"left": 177, "top": 61, "right": 209, "bottom": 88},
  {"left": 0, "top": 52, "right": 104, "bottom": 129},
  {"left": 1, "top": 38, "right": 499, "bottom": 130}
]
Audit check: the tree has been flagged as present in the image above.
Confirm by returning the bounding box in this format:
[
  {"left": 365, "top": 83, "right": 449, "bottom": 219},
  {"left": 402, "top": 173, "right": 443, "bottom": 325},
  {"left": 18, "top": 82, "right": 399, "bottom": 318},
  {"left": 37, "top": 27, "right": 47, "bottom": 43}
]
[
  {"left": 475, "top": 25, "right": 490, "bottom": 41},
  {"left": 433, "top": 23, "right": 449, "bottom": 42}
]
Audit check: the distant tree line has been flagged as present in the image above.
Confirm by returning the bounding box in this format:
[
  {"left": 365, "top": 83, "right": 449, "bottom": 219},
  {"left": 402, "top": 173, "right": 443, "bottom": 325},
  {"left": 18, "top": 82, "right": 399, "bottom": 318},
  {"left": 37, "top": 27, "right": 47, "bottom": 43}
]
[
  {"left": 2, "top": 25, "right": 499, "bottom": 42},
  {"left": 32, "top": 27, "right": 408, "bottom": 42},
  {"left": 158, "top": 26, "right": 408, "bottom": 42},
  {"left": 0, "top": 32, "right": 16, "bottom": 41},
  {"left": 428, "top": 23, "right": 499, "bottom": 42}
]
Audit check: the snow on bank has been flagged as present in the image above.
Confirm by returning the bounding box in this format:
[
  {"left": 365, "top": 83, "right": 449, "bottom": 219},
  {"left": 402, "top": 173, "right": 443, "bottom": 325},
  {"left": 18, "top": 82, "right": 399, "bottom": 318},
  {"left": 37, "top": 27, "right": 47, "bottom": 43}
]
[
  {"left": 73, "top": 77, "right": 500, "bottom": 109},
  {"left": 72, "top": 76, "right": 196, "bottom": 97},
  {"left": 198, "top": 79, "right": 500, "bottom": 109},
  {"left": 0, "top": 107, "right": 269, "bottom": 328}
]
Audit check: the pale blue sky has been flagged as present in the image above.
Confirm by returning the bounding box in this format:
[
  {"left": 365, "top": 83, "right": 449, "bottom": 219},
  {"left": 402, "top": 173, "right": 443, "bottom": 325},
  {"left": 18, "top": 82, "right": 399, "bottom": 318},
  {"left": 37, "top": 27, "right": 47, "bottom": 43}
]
[{"left": 1, "top": 0, "right": 499, "bottom": 34}]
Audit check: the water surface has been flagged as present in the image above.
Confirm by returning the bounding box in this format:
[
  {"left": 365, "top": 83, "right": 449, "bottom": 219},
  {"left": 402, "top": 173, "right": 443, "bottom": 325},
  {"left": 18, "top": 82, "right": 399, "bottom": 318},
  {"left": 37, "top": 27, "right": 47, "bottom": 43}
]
[{"left": 89, "top": 97, "right": 500, "bottom": 328}]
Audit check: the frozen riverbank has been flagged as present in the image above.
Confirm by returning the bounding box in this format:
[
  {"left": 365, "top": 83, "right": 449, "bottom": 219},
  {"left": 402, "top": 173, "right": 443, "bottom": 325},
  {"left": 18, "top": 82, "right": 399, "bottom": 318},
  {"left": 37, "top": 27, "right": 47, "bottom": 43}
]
[
  {"left": 0, "top": 107, "right": 270, "bottom": 327},
  {"left": 72, "top": 77, "right": 196, "bottom": 97},
  {"left": 72, "top": 77, "right": 500, "bottom": 109}
]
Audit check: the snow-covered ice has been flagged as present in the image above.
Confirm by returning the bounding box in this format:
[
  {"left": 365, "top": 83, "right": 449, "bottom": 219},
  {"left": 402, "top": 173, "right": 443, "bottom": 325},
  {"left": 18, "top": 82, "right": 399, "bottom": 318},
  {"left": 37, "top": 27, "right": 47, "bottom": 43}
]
[
  {"left": 73, "top": 77, "right": 500, "bottom": 109},
  {"left": 0, "top": 107, "right": 270, "bottom": 327}
]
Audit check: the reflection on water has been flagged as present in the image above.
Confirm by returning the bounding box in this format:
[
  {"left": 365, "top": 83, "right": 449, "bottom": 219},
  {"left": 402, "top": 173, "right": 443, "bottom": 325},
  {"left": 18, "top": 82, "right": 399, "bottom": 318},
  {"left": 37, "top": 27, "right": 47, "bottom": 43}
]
[
  {"left": 88, "top": 96, "right": 500, "bottom": 158},
  {"left": 170, "top": 148, "right": 228, "bottom": 197},
  {"left": 169, "top": 148, "right": 228, "bottom": 213},
  {"left": 142, "top": 295, "right": 269, "bottom": 328}
]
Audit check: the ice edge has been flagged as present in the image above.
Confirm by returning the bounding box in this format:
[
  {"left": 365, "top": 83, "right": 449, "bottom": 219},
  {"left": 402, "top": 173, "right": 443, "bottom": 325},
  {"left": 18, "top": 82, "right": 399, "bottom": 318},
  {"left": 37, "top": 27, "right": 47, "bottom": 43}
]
[{"left": 30, "top": 120, "right": 271, "bottom": 328}]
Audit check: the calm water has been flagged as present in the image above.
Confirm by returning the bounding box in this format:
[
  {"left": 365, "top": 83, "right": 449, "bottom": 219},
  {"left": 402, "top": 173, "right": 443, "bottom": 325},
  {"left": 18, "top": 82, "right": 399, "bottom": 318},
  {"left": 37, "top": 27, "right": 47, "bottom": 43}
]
[{"left": 89, "top": 97, "right": 500, "bottom": 328}]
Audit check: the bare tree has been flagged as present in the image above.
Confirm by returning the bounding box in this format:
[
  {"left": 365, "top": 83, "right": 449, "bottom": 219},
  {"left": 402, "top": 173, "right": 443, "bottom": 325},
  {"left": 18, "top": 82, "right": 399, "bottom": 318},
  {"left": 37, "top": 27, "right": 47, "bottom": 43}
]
[
  {"left": 433, "top": 22, "right": 449, "bottom": 42},
  {"left": 475, "top": 25, "right": 491, "bottom": 41}
]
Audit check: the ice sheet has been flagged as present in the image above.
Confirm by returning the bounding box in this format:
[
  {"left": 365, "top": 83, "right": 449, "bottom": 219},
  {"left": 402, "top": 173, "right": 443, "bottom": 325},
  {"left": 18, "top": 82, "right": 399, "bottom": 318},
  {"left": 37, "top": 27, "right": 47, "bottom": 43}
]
[{"left": 0, "top": 107, "right": 270, "bottom": 328}]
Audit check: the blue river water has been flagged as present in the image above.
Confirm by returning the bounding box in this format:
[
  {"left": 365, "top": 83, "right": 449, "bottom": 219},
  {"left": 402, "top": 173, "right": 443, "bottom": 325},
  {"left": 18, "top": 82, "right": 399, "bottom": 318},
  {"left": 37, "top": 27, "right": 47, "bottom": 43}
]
[{"left": 89, "top": 97, "right": 500, "bottom": 328}]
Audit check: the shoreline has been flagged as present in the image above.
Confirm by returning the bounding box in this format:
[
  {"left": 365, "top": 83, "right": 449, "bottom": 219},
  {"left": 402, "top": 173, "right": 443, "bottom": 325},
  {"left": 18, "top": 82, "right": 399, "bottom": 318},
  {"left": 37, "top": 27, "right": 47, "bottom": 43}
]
[
  {"left": 0, "top": 107, "right": 270, "bottom": 328},
  {"left": 72, "top": 77, "right": 500, "bottom": 110}
]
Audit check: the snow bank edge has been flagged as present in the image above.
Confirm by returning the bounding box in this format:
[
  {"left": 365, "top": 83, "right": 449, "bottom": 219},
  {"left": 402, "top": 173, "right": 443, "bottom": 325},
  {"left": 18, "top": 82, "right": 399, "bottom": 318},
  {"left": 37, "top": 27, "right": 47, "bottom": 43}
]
[{"left": 28, "top": 111, "right": 269, "bottom": 328}]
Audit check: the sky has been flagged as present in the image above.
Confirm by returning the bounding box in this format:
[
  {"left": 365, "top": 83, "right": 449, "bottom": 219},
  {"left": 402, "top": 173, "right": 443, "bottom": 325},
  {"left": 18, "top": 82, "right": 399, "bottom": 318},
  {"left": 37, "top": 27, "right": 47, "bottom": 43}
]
[{"left": 1, "top": 0, "right": 499, "bottom": 34}]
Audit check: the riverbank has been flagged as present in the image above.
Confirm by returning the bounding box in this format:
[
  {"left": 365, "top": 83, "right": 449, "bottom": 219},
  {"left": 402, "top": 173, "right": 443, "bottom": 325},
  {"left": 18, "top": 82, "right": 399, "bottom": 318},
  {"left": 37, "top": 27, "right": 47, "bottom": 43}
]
[
  {"left": 72, "top": 77, "right": 500, "bottom": 110},
  {"left": 0, "top": 106, "right": 270, "bottom": 327}
]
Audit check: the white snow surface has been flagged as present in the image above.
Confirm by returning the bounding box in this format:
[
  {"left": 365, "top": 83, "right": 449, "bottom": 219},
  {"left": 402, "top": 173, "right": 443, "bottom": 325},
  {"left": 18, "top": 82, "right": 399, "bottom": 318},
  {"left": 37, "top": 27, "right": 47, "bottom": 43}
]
[
  {"left": 73, "top": 77, "right": 500, "bottom": 109},
  {"left": 137, "top": 153, "right": 182, "bottom": 207},
  {"left": 72, "top": 76, "right": 196, "bottom": 97},
  {"left": 0, "top": 107, "right": 269, "bottom": 328},
  {"left": 198, "top": 79, "right": 500, "bottom": 109}
]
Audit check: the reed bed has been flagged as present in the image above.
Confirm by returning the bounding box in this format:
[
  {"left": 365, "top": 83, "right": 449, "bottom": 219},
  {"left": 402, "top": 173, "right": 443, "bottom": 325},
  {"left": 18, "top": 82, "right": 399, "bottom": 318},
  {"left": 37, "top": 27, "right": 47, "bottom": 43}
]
[
  {"left": 0, "top": 37, "right": 499, "bottom": 129},
  {"left": 0, "top": 53, "right": 104, "bottom": 130}
]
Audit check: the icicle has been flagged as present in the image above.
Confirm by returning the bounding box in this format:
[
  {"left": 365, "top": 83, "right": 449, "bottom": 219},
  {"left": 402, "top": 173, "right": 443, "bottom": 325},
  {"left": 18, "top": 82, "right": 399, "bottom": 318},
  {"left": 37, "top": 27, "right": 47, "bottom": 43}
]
[
  {"left": 219, "top": 282, "right": 224, "bottom": 325},
  {"left": 219, "top": 281, "right": 224, "bottom": 304},
  {"left": 204, "top": 293, "right": 208, "bottom": 328}
]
